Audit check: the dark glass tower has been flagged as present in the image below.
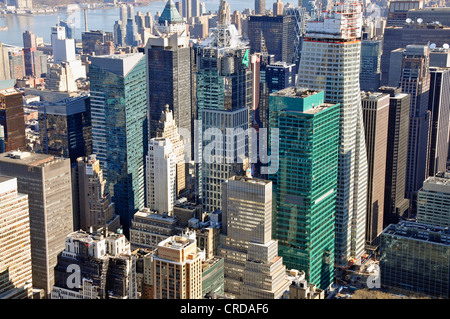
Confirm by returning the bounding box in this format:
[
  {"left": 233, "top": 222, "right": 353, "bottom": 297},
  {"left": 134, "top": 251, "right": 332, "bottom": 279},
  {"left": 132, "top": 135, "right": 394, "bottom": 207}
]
[
  {"left": 89, "top": 53, "right": 148, "bottom": 235},
  {"left": 247, "top": 15, "right": 295, "bottom": 64}
]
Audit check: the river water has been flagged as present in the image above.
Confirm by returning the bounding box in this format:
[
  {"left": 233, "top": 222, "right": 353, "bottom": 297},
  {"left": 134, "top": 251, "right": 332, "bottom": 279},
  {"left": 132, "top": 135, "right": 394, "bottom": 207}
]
[{"left": 0, "top": 0, "right": 289, "bottom": 47}]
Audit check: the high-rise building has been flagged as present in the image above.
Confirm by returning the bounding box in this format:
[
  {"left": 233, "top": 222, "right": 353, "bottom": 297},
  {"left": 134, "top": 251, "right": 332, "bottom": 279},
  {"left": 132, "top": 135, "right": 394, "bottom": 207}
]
[
  {"left": 152, "top": 231, "right": 204, "bottom": 299},
  {"left": 378, "top": 87, "right": 411, "bottom": 226},
  {"left": 156, "top": 105, "right": 187, "bottom": 196},
  {"left": 273, "top": 0, "right": 284, "bottom": 15},
  {"left": 0, "top": 43, "right": 12, "bottom": 81},
  {"left": 361, "top": 92, "right": 390, "bottom": 246},
  {"left": 145, "top": 0, "right": 193, "bottom": 144},
  {"left": 360, "top": 39, "right": 382, "bottom": 91},
  {"left": 248, "top": 14, "right": 295, "bottom": 64},
  {"left": 0, "top": 176, "right": 33, "bottom": 299},
  {"left": 284, "top": 4, "right": 308, "bottom": 68},
  {"left": 72, "top": 155, "right": 120, "bottom": 233},
  {"left": 0, "top": 87, "right": 26, "bottom": 152},
  {"left": 297, "top": 1, "right": 369, "bottom": 266},
  {"left": 22, "top": 32, "right": 47, "bottom": 78},
  {"left": 38, "top": 94, "right": 92, "bottom": 163},
  {"left": 407, "top": 7, "right": 450, "bottom": 27},
  {"left": 195, "top": 1, "right": 252, "bottom": 212},
  {"left": 381, "top": 23, "right": 450, "bottom": 85},
  {"left": 430, "top": 47, "right": 450, "bottom": 68},
  {"left": 0, "top": 152, "right": 73, "bottom": 298},
  {"left": 89, "top": 53, "right": 148, "bottom": 235},
  {"left": 417, "top": 172, "right": 450, "bottom": 228},
  {"left": 428, "top": 67, "right": 450, "bottom": 177},
  {"left": 255, "top": 0, "right": 265, "bottom": 14},
  {"left": 386, "top": 0, "right": 423, "bottom": 27},
  {"left": 398, "top": 45, "right": 431, "bottom": 216},
  {"left": 182, "top": 0, "right": 192, "bottom": 19},
  {"left": 380, "top": 221, "right": 450, "bottom": 299},
  {"left": 51, "top": 229, "right": 137, "bottom": 299},
  {"left": 48, "top": 23, "right": 86, "bottom": 91},
  {"left": 269, "top": 88, "right": 340, "bottom": 290},
  {"left": 220, "top": 176, "right": 291, "bottom": 298},
  {"left": 146, "top": 138, "right": 177, "bottom": 215},
  {"left": 81, "top": 30, "right": 114, "bottom": 55},
  {"left": 22, "top": 30, "right": 37, "bottom": 49}
]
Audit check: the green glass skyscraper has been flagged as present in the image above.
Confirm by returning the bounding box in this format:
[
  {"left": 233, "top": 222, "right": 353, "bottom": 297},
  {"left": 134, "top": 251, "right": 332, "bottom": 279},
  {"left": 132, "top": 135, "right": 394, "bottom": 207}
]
[
  {"left": 269, "top": 88, "right": 340, "bottom": 290},
  {"left": 89, "top": 53, "right": 148, "bottom": 235}
]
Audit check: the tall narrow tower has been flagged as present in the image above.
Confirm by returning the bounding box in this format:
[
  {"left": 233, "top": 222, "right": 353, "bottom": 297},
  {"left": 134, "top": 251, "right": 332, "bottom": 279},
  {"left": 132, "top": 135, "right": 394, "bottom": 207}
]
[
  {"left": 195, "top": 0, "right": 253, "bottom": 212},
  {"left": 297, "top": 0, "right": 369, "bottom": 266}
]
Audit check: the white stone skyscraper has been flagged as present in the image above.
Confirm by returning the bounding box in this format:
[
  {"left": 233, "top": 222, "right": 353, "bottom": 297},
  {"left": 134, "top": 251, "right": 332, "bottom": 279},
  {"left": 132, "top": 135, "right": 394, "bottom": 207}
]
[
  {"left": 297, "top": 0, "right": 368, "bottom": 266},
  {"left": 146, "top": 138, "right": 177, "bottom": 215}
]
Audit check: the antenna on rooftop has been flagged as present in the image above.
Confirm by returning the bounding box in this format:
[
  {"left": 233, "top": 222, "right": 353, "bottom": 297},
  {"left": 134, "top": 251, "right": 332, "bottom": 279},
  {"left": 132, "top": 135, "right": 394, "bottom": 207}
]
[
  {"left": 443, "top": 43, "right": 450, "bottom": 50},
  {"left": 405, "top": 18, "right": 412, "bottom": 24}
]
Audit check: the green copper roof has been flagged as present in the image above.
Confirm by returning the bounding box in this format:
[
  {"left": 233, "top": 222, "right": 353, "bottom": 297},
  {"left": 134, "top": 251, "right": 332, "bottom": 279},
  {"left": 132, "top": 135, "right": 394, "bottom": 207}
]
[{"left": 158, "top": 0, "right": 184, "bottom": 25}]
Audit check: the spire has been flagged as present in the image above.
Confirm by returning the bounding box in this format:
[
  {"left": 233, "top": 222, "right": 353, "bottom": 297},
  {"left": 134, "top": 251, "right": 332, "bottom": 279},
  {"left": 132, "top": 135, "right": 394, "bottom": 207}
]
[{"left": 158, "top": 0, "right": 184, "bottom": 25}]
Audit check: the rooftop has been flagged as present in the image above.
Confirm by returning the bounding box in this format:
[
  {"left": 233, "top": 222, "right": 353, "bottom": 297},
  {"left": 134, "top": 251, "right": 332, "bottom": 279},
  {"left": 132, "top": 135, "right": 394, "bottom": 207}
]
[
  {"left": 382, "top": 221, "right": 450, "bottom": 245},
  {"left": 158, "top": 0, "right": 184, "bottom": 25},
  {"left": 0, "top": 151, "right": 63, "bottom": 167}
]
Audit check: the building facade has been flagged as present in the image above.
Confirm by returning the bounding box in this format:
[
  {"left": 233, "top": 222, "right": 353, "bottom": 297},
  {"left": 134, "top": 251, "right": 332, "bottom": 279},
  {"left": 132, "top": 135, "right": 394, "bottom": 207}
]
[
  {"left": 380, "top": 221, "right": 450, "bottom": 299},
  {"left": 378, "top": 87, "right": 411, "bottom": 226},
  {"left": 297, "top": 1, "right": 369, "bottom": 266},
  {"left": 269, "top": 88, "right": 340, "bottom": 289},
  {"left": 361, "top": 92, "right": 390, "bottom": 245},
  {"left": 89, "top": 53, "right": 148, "bottom": 235},
  {"left": 0, "top": 176, "right": 33, "bottom": 299},
  {"left": 0, "top": 152, "right": 73, "bottom": 298}
]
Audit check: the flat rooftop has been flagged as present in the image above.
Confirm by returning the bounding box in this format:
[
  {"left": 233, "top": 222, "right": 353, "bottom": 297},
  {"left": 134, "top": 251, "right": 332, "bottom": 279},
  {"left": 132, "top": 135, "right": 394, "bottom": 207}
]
[
  {"left": 382, "top": 221, "right": 450, "bottom": 245},
  {"left": 228, "top": 175, "right": 271, "bottom": 185},
  {"left": 0, "top": 151, "right": 62, "bottom": 167}
]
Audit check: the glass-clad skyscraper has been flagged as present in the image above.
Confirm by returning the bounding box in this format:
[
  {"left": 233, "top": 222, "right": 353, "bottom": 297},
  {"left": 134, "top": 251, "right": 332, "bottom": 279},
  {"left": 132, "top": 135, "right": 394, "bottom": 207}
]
[
  {"left": 195, "top": 0, "right": 252, "bottom": 212},
  {"left": 297, "top": 0, "right": 369, "bottom": 266},
  {"left": 38, "top": 94, "right": 92, "bottom": 164},
  {"left": 269, "top": 88, "right": 340, "bottom": 290},
  {"left": 89, "top": 53, "right": 148, "bottom": 235}
]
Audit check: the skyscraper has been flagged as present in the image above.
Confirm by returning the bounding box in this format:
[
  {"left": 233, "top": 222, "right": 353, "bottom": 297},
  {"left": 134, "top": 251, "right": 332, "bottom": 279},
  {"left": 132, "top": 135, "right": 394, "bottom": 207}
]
[
  {"left": 146, "top": 138, "right": 177, "bottom": 215},
  {"left": 269, "top": 88, "right": 340, "bottom": 290},
  {"left": 361, "top": 92, "right": 390, "bottom": 245},
  {"left": 398, "top": 45, "right": 431, "bottom": 216},
  {"left": 297, "top": 0, "right": 369, "bottom": 266},
  {"left": 0, "top": 176, "right": 32, "bottom": 299},
  {"left": 38, "top": 94, "right": 92, "bottom": 163},
  {"left": 378, "top": 87, "right": 411, "bottom": 226},
  {"left": 0, "top": 87, "right": 26, "bottom": 152},
  {"left": 72, "top": 155, "right": 120, "bottom": 233},
  {"left": 0, "top": 151, "right": 73, "bottom": 298},
  {"left": 255, "top": 0, "right": 265, "bottom": 14},
  {"left": 152, "top": 231, "right": 204, "bottom": 299},
  {"left": 156, "top": 105, "right": 187, "bottom": 196},
  {"left": 428, "top": 67, "right": 450, "bottom": 177},
  {"left": 145, "top": 0, "right": 193, "bottom": 143},
  {"left": 89, "top": 53, "right": 148, "bottom": 235},
  {"left": 417, "top": 172, "right": 450, "bottom": 228},
  {"left": 81, "top": 30, "right": 114, "bottom": 55},
  {"left": 381, "top": 23, "right": 450, "bottom": 85},
  {"left": 273, "top": 0, "right": 284, "bottom": 15},
  {"left": 220, "top": 176, "right": 291, "bottom": 298},
  {"left": 248, "top": 14, "right": 295, "bottom": 64},
  {"left": 360, "top": 39, "right": 382, "bottom": 91},
  {"left": 195, "top": 0, "right": 252, "bottom": 212}
]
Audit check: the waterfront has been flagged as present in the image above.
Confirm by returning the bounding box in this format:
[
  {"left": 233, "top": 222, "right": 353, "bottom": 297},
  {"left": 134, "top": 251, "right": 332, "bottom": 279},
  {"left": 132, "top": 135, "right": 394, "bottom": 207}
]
[{"left": 0, "top": 0, "right": 287, "bottom": 47}]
